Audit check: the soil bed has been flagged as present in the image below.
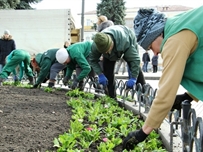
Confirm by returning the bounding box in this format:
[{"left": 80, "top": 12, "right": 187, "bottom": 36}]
[
  {"left": 0, "top": 86, "right": 71, "bottom": 152},
  {"left": 0, "top": 85, "right": 166, "bottom": 152}
]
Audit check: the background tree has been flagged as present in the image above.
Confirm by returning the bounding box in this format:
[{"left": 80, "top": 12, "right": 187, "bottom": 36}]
[
  {"left": 0, "top": 0, "right": 42, "bottom": 9},
  {"left": 96, "top": 0, "right": 126, "bottom": 25},
  {"left": 16, "top": 0, "right": 42, "bottom": 9}
]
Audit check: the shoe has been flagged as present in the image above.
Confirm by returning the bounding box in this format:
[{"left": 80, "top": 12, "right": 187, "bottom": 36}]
[
  {"left": 28, "top": 76, "right": 34, "bottom": 85},
  {"left": 48, "top": 82, "right": 55, "bottom": 88},
  {"left": 78, "top": 81, "right": 84, "bottom": 91}
]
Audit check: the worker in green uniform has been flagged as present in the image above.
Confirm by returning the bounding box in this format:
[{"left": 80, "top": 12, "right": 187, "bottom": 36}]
[
  {"left": 56, "top": 41, "right": 95, "bottom": 90},
  {"left": 89, "top": 25, "right": 141, "bottom": 99},
  {"left": 122, "top": 6, "right": 203, "bottom": 150},
  {"left": 31, "top": 49, "right": 66, "bottom": 88},
  {"left": 0, "top": 49, "right": 34, "bottom": 85},
  {"left": 5, "top": 50, "right": 25, "bottom": 82}
]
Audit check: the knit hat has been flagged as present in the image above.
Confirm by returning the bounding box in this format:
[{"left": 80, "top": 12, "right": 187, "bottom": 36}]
[
  {"left": 35, "top": 53, "right": 43, "bottom": 64},
  {"left": 97, "top": 20, "right": 114, "bottom": 32},
  {"left": 56, "top": 48, "right": 69, "bottom": 64},
  {"left": 93, "top": 33, "right": 112, "bottom": 53},
  {"left": 4, "top": 30, "right": 10, "bottom": 35},
  {"left": 134, "top": 8, "right": 166, "bottom": 50}
]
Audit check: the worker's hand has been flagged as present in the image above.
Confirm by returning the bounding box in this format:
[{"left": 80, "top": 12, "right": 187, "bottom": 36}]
[
  {"left": 171, "top": 92, "right": 193, "bottom": 111},
  {"left": 98, "top": 74, "right": 108, "bottom": 86},
  {"left": 126, "top": 78, "right": 137, "bottom": 89},
  {"left": 63, "top": 76, "right": 70, "bottom": 86},
  {"left": 122, "top": 129, "right": 148, "bottom": 151},
  {"left": 71, "top": 79, "right": 79, "bottom": 90}
]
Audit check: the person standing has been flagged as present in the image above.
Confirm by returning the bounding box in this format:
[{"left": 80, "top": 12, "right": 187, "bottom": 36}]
[
  {"left": 151, "top": 55, "right": 158, "bottom": 73},
  {"left": 63, "top": 40, "right": 71, "bottom": 76},
  {"left": 0, "top": 30, "right": 16, "bottom": 72},
  {"left": 0, "top": 49, "right": 34, "bottom": 85},
  {"left": 64, "top": 40, "right": 71, "bottom": 48},
  {"left": 142, "top": 50, "right": 150, "bottom": 72},
  {"left": 96, "top": 15, "right": 108, "bottom": 29}
]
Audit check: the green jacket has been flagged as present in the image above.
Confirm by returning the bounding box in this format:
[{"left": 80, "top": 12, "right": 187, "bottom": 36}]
[
  {"left": 6, "top": 50, "right": 24, "bottom": 80},
  {"left": 161, "top": 6, "right": 203, "bottom": 100},
  {"left": 65, "top": 41, "right": 92, "bottom": 81},
  {"left": 0, "top": 49, "right": 33, "bottom": 79},
  {"left": 89, "top": 25, "right": 140, "bottom": 78},
  {"left": 35, "top": 49, "right": 59, "bottom": 85}
]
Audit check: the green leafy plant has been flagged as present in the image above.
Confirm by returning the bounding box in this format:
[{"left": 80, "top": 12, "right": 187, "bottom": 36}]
[
  {"left": 66, "top": 89, "right": 94, "bottom": 99},
  {"left": 53, "top": 92, "right": 167, "bottom": 151},
  {"left": 44, "top": 87, "right": 54, "bottom": 93}
]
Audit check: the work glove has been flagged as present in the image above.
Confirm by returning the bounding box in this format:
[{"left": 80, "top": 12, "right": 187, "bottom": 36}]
[
  {"left": 98, "top": 74, "right": 108, "bottom": 86},
  {"left": 126, "top": 78, "right": 137, "bottom": 89},
  {"left": 171, "top": 92, "right": 193, "bottom": 111},
  {"left": 63, "top": 76, "right": 70, "bottom": 86},
  {"left": 123, "top": 129, "right": 148, "bottom": 151},
  {"left": 71, "top": 79, "right": 79, "bottom": 90}
]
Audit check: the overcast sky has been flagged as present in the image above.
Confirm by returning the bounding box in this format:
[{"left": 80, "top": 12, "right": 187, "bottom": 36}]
[{"left": 32, "top": 0, "right": 202, "bottom": 14}]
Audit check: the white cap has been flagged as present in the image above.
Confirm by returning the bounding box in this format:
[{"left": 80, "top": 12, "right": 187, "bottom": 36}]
[
  {"left": 56, "top": 48, "right": 69, "bottom": 64},
  {"left": 4, "top": 30, "right": 10, "bottom": 35}
]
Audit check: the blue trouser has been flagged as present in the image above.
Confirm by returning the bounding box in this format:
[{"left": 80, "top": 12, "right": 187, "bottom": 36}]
[{"left": 143, "top": 62, "right": 149, "bottom": 72}]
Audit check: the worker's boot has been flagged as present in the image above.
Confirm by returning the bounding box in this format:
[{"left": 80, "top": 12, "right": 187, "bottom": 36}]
[
  {"left": 78, "top": 81, "right": 84, "bottom": 91},
  {"left": 28, "top": 77, "right": 34, "bottom": 85},
  {"left": 48, "top": 82, "right": 55, "bottom": 88}
]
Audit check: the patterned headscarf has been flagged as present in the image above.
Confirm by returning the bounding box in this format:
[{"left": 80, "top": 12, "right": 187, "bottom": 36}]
[{"left": 134, "top": 8, "right": 166, "bottom": 50}]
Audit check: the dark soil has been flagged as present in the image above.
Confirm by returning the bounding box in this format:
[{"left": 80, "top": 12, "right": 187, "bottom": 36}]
[{"left": 0, "top": 86, "right": 71, "bottom": 152}]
